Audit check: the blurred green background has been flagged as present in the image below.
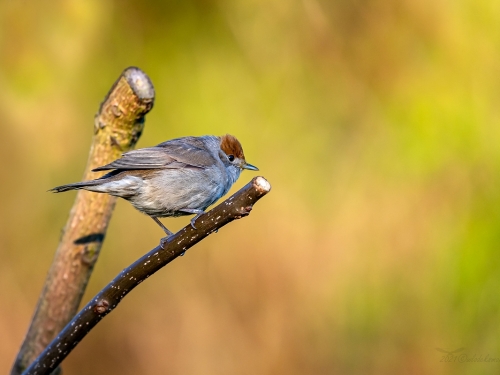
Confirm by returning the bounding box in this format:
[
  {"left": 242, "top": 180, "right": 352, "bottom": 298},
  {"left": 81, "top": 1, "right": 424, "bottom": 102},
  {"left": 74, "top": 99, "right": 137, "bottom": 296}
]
[{"left": 2, "top": 0, "right": 500, "bottom": 374}]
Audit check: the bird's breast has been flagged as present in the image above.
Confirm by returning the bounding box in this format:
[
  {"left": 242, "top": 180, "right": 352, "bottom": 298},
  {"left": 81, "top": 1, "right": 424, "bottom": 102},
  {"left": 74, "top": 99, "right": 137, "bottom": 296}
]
[{"left": 128, "top": 166, "right": 230, "bottom": 217}]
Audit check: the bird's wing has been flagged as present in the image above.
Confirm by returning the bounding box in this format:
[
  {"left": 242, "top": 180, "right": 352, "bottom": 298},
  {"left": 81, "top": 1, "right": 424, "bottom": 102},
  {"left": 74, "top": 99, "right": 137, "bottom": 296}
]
[{"left": 93, "top": 138, "right": 217, "bottom": 171}]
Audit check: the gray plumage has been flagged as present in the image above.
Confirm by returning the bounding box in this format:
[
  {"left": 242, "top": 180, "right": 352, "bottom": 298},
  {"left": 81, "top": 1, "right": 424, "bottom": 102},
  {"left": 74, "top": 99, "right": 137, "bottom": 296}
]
[{"left": 51, "top": 135, "right": 258, "bottom": 237}]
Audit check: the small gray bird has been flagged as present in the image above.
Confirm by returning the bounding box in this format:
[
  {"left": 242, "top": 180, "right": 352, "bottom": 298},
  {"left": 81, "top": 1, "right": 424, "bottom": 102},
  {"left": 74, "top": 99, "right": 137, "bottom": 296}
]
[{"left": 51, "top": 134, "right": 258, "bottom": 238}]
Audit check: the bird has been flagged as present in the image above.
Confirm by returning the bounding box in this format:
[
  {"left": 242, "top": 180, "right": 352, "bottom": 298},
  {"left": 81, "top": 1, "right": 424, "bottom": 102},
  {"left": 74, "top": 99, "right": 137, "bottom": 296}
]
[{"left": 51, "top": 134, "right": 258, "bottom": 241}]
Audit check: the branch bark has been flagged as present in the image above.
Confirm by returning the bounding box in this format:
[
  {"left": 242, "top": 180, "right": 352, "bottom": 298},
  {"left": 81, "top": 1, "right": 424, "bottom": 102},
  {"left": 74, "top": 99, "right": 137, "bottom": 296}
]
[
  {"left": 11, "top": 67, "right": 155, "bottom": 375},
  {"left": 22, "top": 176, "right": 271, "bottom": 375}
]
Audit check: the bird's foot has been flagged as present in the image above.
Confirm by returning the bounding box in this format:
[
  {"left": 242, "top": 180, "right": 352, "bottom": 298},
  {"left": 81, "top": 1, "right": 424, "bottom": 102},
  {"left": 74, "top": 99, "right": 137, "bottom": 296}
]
[
  {"left": 160, "top": 236, "right": 169, "bottom": 249},
  {"left": 190, "top": 212, "right": 206, "bottom": 229},
  {"left": 179, "top": 209, "right": 206, "bottom": 230},
  {"left": 151, "top": 216, "right": 174, "bottom": 249}
]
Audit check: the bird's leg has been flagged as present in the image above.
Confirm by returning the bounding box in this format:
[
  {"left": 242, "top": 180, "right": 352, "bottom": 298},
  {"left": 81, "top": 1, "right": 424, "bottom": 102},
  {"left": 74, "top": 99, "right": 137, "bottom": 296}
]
[
  {"left": 151, "top": 217, "right": 174, "bottom": 249},
  {"left": 179, "top": 209, "right": 206, "bottom": 229}
]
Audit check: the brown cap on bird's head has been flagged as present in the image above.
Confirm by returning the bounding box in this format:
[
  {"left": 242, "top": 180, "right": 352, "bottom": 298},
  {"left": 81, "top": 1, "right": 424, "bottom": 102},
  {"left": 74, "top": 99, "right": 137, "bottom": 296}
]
[
  {"left": 219, "top": 134, "right": 259, "bottom": 171},
  {"left": 220, "top": 134, "right": 245, "bottom": 159}
]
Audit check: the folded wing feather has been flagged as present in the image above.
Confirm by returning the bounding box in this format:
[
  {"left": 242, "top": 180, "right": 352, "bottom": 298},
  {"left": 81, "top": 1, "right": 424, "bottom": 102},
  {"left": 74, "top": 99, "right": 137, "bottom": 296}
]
[{"left": 93, "top": 138, "right": 216, "bottom": 171}]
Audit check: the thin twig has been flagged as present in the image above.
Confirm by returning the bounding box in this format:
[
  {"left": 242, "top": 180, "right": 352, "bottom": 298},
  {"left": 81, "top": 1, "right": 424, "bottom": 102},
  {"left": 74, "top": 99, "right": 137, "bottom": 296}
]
[
  {"left": 22, "top": 176, "right": 271, "bottom": 375},
  {"left": 11, "top": 67, "right": 155, "bottom": 375}
]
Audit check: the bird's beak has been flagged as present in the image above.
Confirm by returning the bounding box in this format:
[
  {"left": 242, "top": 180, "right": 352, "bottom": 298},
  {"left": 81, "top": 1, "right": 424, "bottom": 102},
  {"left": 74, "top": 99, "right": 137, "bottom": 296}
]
[{"left": 243, "top": 162, "right": 259, "bottom": 171}]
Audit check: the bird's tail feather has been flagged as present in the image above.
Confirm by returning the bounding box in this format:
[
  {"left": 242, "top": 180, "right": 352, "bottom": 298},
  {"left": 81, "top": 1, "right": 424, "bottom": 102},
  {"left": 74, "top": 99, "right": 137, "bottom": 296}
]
[{"left": 50, "top": 180, "right": 103, "bottom": 193}]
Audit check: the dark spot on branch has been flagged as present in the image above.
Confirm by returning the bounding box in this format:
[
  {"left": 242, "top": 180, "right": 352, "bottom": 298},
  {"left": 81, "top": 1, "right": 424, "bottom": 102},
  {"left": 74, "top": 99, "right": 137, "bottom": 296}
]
[
  {"left": 109, "top": 135, "right": 122, "bottom": 150},
  {"left": 74, "top": 233, "right": 104, "bottom": 245}
]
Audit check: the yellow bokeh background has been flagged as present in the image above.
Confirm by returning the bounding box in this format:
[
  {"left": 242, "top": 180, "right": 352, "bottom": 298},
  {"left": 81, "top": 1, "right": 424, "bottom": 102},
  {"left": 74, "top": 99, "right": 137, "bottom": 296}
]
[{"left": 2, "top": 0, "right": 500, "bottom": 374}]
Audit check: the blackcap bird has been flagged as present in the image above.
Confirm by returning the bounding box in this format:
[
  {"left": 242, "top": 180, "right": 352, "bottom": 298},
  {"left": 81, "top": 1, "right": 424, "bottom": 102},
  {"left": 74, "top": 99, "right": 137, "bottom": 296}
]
[{"left": 51, "top": 134, "right": 258, "bottom": 240}]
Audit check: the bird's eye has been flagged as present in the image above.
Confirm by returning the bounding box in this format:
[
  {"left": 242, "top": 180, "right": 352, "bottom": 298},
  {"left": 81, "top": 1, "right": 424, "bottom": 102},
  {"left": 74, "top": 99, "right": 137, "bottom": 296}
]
[{"left": 228, "top": 155, "right": 235, "bottom": 162}]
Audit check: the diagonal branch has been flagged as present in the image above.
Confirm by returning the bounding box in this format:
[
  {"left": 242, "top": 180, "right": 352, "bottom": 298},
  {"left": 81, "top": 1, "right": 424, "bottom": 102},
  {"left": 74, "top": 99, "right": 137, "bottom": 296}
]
[
  {"left": 22, "top": 176, "right": 271, "bottom": 375},
  {"left": 11, "top": 67, "right": 155, "bottom": 375}
]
